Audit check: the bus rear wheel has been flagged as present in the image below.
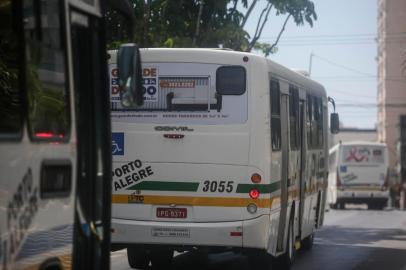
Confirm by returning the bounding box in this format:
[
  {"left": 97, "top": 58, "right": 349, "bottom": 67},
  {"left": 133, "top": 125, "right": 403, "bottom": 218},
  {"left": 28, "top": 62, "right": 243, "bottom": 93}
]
[
  {"left": 150, "top": 248, "right": 173, "bottom": 270},
  {"left": 127, "top": 247, "right": 149, "bottom": 269},
  {"left": 247, "top": 250, "right": 273, "bottom": 270},
  {"left": 301, "top": 232, "right": 314, "bottom": 251},
  {"left": 368, "top": 202, "right": 386, "bottom": 210}
]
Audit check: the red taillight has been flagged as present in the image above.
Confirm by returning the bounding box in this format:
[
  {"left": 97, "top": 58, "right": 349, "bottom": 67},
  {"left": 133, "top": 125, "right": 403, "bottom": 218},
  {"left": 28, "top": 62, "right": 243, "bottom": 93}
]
[
  {"left": 35, "top": 132, "right": 64, "bottom": 140},
  {"left": 249, "top": 189, "right": 260, "bottom": 199},
  {"left": 251, "top": 173, "right": 262, "bottom": 183},
  {"left": 35, "top": 132, "right": 54, "bottom": 138},
  {"left": 230, "top": 232, "right": 243, "bottom": 237}
]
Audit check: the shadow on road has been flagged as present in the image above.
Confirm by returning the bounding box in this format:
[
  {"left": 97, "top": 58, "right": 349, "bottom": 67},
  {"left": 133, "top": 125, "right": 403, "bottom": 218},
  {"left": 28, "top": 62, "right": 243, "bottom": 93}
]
[
  {"left": 173, "top": 226, "right": 406, "bottom": 270},
  {"left": 172, "top": 251, "right": 249, "bottom": 270},
  {"left": 292, "top": 226, "right": 406, "bottom": 270}
]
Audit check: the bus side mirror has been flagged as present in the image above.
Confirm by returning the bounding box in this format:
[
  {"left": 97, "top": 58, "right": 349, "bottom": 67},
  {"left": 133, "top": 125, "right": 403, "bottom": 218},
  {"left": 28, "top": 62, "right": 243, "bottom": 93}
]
[
  {"left": 330, "top": 113, "right": 339, "bottom": 134},
  {"left": 117, "top": 43, "right": 143, "bottom": 108}
]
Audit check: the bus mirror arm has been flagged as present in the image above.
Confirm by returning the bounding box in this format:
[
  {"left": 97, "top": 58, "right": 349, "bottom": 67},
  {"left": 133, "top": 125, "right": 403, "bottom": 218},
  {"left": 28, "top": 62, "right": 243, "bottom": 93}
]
[
  {"left": 328, "top": 96, "right": 336, "bottom": 112},
  {"left": 328, "top": 96, "right": 340, "bottom": 134}
]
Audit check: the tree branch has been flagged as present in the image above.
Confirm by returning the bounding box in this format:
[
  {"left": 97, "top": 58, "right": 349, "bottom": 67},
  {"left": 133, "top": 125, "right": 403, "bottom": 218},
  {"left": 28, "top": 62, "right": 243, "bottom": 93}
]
[
  {"left": 247, "top": 3, "right": 272, "bottom": 51},
  {"left": 269, "top": 14, "right": 291, "bottom": 53},
  {"left": 229, "top": 0, "right": 238, "bottom": 16},
  {"left": 240, "top": 0, "right": 258, "bottom": 29},
  {"left": 251, "top": 2, "right": 269, "bottom": 42},
  {"left": 257, "top": 4, "right": 272, "bottom": 40},
  {"left": 192, "top": 0, "right": 205, "bottom": 47}
]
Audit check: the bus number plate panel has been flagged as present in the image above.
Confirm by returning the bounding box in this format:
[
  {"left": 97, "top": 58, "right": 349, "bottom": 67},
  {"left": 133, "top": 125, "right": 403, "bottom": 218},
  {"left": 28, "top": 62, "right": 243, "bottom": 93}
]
[{"left": 156, "top": 207, "right": 187, "bottom": 218}]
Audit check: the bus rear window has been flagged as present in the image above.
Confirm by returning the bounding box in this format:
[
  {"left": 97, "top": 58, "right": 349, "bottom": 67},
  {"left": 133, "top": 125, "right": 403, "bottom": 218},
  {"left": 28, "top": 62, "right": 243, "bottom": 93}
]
[
  {"left": 109, "top": 62, "right": 248, "bottom": 125},
  {"left": 216, "top": 66, "right": 246, "bottom": 95},
  {"left": 342, "top": 146, "right": 385, "bottom": 164}
]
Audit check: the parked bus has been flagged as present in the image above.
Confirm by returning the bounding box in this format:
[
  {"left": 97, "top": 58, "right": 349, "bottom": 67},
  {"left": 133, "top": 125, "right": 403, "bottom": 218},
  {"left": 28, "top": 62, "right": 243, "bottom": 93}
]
[
  {"left": 109, "top": 48, "right": 339, "bottom": 269},
  {"left": 0, "top": 0, "right": 142, "bottom": 269},
  {"left": 328, "top": 141, "right": 389, "bottom": 210}
]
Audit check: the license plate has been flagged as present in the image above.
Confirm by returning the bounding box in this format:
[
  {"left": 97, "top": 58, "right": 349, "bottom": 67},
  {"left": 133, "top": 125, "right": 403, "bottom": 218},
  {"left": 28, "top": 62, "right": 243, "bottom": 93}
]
[
  {"left": 151, "top": 227, "right": 190, "bottom": 238},
  {"left": 156, "top": 207, "right": 187, "bottom": 218}
]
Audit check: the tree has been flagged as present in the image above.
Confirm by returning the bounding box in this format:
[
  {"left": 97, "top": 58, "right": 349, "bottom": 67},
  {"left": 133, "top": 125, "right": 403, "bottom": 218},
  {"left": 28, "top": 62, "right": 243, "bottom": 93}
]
[{"left": 105, "top": 0, "right": 316, "bottom": 56}]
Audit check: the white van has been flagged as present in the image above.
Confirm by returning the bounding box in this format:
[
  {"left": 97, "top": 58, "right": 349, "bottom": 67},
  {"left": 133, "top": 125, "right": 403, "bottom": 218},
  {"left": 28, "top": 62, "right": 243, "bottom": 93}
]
[{"left": 328, "top": 142, "right": 389, "bottom": 210}]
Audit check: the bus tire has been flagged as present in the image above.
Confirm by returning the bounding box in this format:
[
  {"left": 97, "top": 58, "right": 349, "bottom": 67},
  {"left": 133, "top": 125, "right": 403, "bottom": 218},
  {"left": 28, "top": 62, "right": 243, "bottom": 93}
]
[
  {"left": 247, "top": 251, "right": 273, "bottom": 270},
  {"left": 150, "top": 248, "right": 173, "bottom": 270},
  {"left": 301, "top": 232, "right": 314, "bottom": 251},
  {"left": 127, "top": 247, "right": 149, "bottom": 269},
  {"left": 275, "top": 218, "right": 295, "bottom": 270},
  {"left": 339, "top": 202, "right": 345, "bottom": 210}
]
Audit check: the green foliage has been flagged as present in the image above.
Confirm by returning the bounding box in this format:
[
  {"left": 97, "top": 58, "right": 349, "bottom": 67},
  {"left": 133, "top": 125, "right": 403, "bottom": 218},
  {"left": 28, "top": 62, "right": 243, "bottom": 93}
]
[
  {"left": 254, "top": 41, "right": 277, "bottom": 56},
  {"left": 271, "top": 0, "right": 317, "bottom": 26},
  {"left": 105, "top": 0, "right": 317, "bottom": 55}
]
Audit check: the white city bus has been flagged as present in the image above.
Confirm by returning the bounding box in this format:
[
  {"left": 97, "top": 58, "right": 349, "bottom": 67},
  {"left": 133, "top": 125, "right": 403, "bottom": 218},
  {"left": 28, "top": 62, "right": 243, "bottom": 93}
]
[
  {"left": 109, "top": 48, "right": 338, "bottom": 269},
  {"left": 0, "top": 0, "right": 142, "bottom": 269},
  {"left": 328, "top": 142, "right": 389, "bottom": 210}
]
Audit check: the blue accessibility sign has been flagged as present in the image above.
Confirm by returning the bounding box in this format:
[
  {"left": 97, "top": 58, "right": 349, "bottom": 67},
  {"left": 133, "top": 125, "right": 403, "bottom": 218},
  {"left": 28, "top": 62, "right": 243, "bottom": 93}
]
[
  {"left": 340, "top": 165, "right": 347, "bottom": 173},
  {"left": 112, "top": 132, "right": 124, "bottom": 155}
]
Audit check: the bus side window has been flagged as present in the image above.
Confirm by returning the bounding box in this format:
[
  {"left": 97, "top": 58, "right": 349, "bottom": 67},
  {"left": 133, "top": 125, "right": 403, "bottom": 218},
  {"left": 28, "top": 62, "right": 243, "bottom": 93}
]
[
  {"left": 311, "top": 96, "right": 319, "bottom": 148},
  {"left": 289, "top": 85, "right": 299, "bottom": 150},
  {"left": 24, "top": 0, "right": 70, "bottom": 142},
  {"left": 306, "top": 94, "right": 312, "bottom": 149},
  {"left": 317, "top": 97, "right": 323, "bottom": 148},
  {"left": 270, "top": 79, "right": 281, "bottom": 151},
  {"left": 0, "top": 0, "right": 24, "bottom": 140}
]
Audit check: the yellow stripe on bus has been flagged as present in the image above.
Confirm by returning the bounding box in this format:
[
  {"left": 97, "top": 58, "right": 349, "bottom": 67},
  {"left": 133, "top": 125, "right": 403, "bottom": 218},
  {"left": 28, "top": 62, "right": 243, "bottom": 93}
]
[{"left": 112, "top": 194, "right": 279, "bottom": 208}]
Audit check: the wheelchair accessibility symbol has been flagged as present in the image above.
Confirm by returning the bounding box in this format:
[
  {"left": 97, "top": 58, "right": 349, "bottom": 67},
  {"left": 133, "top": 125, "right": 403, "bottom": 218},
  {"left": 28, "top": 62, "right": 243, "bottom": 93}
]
[{"left": 112, "top": 133, "right": 124, "bottom": 155}]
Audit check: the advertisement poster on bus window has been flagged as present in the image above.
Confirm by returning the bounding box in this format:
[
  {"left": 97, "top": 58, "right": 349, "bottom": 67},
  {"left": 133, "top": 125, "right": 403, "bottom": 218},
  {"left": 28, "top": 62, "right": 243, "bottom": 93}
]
[
  {"left": 109, "top": 62, "right": 248, "bottom": 125},
  {"left": 342, "top": 146, "right": 384, "bottom": 164}
]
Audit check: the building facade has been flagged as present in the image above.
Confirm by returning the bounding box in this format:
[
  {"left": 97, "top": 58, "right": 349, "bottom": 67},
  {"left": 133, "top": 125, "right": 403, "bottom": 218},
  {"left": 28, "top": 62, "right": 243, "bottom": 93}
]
[
  {"left": 377, "top": 0, "right": 406, "bottom": 169},
  {"left": 330, "top": 128, "right": 377, "bottom": 149}
]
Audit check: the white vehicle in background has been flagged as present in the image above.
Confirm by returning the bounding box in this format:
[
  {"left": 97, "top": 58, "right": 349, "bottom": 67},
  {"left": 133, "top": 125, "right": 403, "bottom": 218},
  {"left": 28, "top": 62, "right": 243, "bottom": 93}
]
[
  {"left": 109, "top": 48, "right": 339, "bottom": 269},
  {"left": 328, "top": 142, "right": 389, "bottom": 210}
]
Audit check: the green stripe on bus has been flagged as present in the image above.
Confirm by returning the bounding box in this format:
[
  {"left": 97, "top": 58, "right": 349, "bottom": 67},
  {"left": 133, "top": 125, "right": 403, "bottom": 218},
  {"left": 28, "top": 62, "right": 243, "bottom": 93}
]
[
  {"left": 126, "top": 181, "right": 199, "bottom": 192},
  {"left": 236, "top": 181, "right": 281, "bottom": 193}
]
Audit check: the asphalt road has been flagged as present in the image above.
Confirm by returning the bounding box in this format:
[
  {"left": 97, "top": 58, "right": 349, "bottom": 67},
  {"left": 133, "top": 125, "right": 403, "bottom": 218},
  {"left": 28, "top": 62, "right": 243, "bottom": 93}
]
[{"left": 111, "top": 206, "right": 406, "bottom": 270}]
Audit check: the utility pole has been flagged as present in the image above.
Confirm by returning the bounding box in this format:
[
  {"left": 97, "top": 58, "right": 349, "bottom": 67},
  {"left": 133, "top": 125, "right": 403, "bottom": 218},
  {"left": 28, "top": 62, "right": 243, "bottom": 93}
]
[{"left": 308, "top": 52, "right": 314, "bottom": 76}]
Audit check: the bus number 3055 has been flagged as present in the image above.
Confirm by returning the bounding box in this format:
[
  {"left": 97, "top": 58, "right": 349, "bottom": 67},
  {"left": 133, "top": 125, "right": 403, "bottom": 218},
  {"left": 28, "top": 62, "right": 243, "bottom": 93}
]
[{"left": 202, "top": 181, "right": 234, "bottom": 193}]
